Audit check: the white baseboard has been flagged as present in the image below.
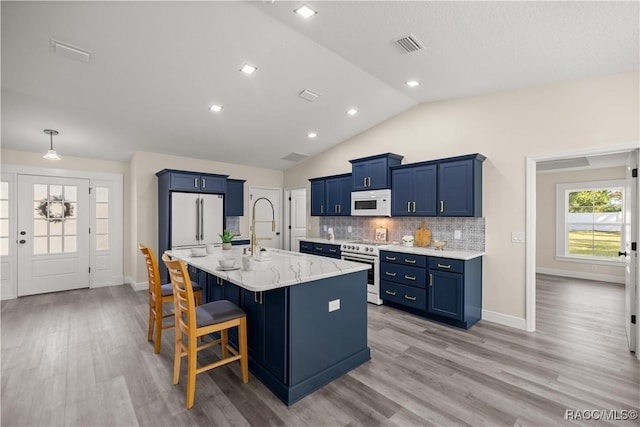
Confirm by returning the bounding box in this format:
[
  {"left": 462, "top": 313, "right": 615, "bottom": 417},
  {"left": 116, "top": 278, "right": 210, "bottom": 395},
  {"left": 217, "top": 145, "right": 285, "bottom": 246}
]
[
  {"left": 125, "top": 276, "right": 147, "bottom": 292},
  {"left": 536, "top": 267, "right": 624, "bottom": 284},
  {"left": 482, "top": 309, "right": 527, "bottom": 330}
]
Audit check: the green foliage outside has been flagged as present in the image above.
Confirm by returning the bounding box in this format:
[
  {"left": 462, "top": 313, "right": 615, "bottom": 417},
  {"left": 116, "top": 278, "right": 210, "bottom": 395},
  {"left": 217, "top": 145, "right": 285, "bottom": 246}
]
[
  {"left": 568, "top": 230, "right": 620, "bottom": 258},
  {"left": 568, "top": 189, "right": 622, "bottom": 213}
]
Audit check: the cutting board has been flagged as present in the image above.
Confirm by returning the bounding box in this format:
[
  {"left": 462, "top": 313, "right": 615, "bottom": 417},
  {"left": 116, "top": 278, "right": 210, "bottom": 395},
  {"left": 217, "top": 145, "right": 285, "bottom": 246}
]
[{"left": 414, "top": 220, "right": 431, "bottom": 247}]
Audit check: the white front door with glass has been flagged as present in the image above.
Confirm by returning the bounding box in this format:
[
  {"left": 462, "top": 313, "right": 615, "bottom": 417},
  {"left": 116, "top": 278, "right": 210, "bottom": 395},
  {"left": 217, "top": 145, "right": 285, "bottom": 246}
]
[{"left": 17, "top": 175, "right": 90, "bottom": 296}]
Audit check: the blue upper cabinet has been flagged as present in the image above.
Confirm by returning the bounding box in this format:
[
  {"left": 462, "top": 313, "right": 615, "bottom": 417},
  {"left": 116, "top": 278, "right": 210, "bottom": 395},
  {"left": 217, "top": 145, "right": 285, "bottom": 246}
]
[
  {"left": 391, "top": 163, "right": 437, "bottom": 216},
  {"left": 437, "top": 154, "right": 485, "bottom": 217},
  {"left": 159, "top": 169, "right": 228, "bottom": 194},
  {"left": 226, "top": 179, "right": 245, "bottom": 216},
  {"left": 350, "top": 153, "right": 403, "bottom": 191},
  {"left": 310, "top": 173, "right": 351, "bottom": 216},
  {"left": 310, "top": 179, "right": 326, "bottom": 216}
]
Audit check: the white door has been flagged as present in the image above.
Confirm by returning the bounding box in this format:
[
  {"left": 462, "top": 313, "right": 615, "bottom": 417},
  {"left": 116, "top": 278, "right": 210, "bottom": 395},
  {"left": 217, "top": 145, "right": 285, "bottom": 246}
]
[
  {"left": 285, "top": 188, "right": 307, "bottom": 252},
  {"left": 17, "top": 175, "right": 90, "bottom": 296},
  {"left": 249, "top": 187, "right": 282, "bottom": 250},
  {"left": 624, "top": 150, "right": 639, "bottom": 353}
]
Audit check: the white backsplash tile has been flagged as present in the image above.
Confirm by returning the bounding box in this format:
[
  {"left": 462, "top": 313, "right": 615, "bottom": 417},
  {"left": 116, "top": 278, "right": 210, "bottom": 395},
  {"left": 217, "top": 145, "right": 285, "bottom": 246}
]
[{"left": 319, "top": 216, "right": 485, "bottom": 251}]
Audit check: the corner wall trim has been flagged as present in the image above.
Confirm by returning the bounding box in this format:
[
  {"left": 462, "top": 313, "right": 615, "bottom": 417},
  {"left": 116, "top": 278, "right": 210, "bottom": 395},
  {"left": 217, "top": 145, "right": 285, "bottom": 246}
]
[
  {"left": 126, "top": 276, "right": 147, "bottom": 292},
  {"left": 482, "top": 310, "right": 527, "bottom": 330},
  {"left": 536, "top": 267, "right": 624, "bottom": 284}
]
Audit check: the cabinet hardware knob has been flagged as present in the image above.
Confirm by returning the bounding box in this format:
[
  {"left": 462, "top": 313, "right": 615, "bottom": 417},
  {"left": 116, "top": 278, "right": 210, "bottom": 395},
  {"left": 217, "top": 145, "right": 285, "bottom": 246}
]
[
  {"left": 404, "top": 275, "right": 416, "bottom": 281},
  {"left": 385, "top": 272, "right": 397, "bottom": 277},
  {"left": 437, "top": 263, "right": 451, "bottom": 269},
  {"left": 385, "top": 290, "right": 396, "bottom": 296},
  {"left": 404, "top": 295, "right": 417, "bottom": 301},
  {"left": 404, "top": 259, "right": 416, "bottom": 264},
  {"left": 429, "top": 273, "right": 433, "bottom": 286}
]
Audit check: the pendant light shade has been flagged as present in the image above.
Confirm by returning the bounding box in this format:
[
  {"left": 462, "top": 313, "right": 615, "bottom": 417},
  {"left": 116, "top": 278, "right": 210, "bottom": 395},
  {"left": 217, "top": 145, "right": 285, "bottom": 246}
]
[{"left": 43, "top": 129, "right": 61, "bottom": 160}]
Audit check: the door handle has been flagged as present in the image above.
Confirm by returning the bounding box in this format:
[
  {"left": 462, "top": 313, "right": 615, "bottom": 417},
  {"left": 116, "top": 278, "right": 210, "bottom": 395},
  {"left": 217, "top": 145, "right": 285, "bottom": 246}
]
[
  {"left": 19, "top": 240, "right": 26, "bottom": 244},
  {"left": 385, "top": 271, "right": 397, "bottom": 277},
  {"left": 363, "top": 177, "right": 367, "bottom": 187},
  {"left": 202, "top": 178, "right": 206, "bottom": 189},
  {"left": 404, "top": 275, "right": 416, "bottom": 281},
  {"left": 195, "top": 198, "right": 200, "bottom": 241},
  {"left": 618, "top": 251, "right": 628, "bottom": 257},
  {"left": 437, "top": 263, "right": 452, "bottom": 269},
  {"left": 200, "top": 198, "right": 204, "bottom": 240},
  {"left": 407, "top": 201, "right": 411, "bottom": 212},
  {"left": 404, "top": 295, "right": 417, "bottom": 301},
  {"left": 194, "top": 178, "right": 198, "bottom": 188},
  {"left": 404, "top": 259, "right": 416, "bottom": 264},
  {"left": 385, "top": 290, "right": 396, "bottom": 296},
  {"left": 412, "top": 201, "right": 416, "bottom": 212}
]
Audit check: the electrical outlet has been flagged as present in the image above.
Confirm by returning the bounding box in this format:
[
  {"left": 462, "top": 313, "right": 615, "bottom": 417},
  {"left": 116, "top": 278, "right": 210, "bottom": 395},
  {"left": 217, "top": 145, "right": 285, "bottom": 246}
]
[
  {"left": 329, "top": 299, "right": 340, "bottom": 312},
  {"left": 323, "top": 225, "right": 327, "bottom": 232},
  {"left": 347, "top": 226, "right": 352, "bottom": 233},
  {"left": 454, "top": 230, "right": 461, "bottom": 240},
  {"left": 511, "top": 231, "right": 525, "bottom": 243}
]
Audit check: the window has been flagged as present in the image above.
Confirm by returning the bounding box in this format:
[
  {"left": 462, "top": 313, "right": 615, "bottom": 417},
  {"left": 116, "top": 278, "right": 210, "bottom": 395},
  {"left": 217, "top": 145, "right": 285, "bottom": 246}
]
[
  {"left": 95, "top": 187, "right": 109, "bottom": 250},
  {"left": 0, "top": 181, "right": 8, "bottom": 256},
  {"left": 556, "top": 180, "right": 624, "bottom": 262}
]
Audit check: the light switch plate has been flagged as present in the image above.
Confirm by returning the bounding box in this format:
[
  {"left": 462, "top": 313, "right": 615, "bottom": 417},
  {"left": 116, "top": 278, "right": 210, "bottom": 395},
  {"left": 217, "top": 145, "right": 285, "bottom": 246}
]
[
  {"left": 323, "top": 225, "right": 327, "bottom": 232},
  {"left": 347, "top": 226, "right": 352, "bottom": 233},
  {"left": 511, "top": 231, "right": 525, "bottom": 243},
  {"left": 329, "top": 299, "right": 340, "bottom": 312},
  {"left": 454, "top": 230, "right": 462, "bottom": 240}
]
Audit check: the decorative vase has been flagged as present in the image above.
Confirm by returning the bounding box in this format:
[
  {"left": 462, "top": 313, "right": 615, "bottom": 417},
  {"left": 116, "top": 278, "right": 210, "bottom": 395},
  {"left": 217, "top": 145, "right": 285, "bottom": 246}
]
[{"left": 222, "top": 243, "right": 232, "bottom": 250}]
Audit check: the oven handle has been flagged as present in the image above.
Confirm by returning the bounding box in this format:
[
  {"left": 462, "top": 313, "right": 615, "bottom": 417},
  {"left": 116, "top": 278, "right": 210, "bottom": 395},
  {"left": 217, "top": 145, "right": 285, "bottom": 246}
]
[{"left": 341, "top": 254, "right": 377, "bottom": 263}]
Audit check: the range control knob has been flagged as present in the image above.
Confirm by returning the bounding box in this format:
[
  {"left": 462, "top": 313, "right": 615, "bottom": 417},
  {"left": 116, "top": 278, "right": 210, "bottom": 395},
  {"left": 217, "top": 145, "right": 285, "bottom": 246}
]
[{"left": 355, "top": 246, "right": 360, "bottom": 251}]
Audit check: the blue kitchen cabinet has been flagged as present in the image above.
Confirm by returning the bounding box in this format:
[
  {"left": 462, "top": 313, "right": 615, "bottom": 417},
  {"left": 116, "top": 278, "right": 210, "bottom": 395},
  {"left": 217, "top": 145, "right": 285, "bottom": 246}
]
[
  {"left": 299, "top": 241, "right": 341, "bottom": 258},
  {"left": 162, "top": 169, "right": 228, "bottom": 194},
  {"left": 325, "top": 174, "right": 351, "bottom": 216},
  {"left": 380, "top": 250, "right": 482, "bottom": 329},
  {"left": 391, "top": 163, "right": 437, "bottom": 216},
  {"left": 310, "top": 179, "right": 326, "bottom": 216},
  {"left": 241, "top": 288, "right": 288, "bottom": 384},
  {"left": 299, "top": 241, "right": 313, "bottom": 254},
  {"left": 437, "top": 154, "right": 485, "bottom": 217},
  {"left": 226, "top": 179, "right": 245, "bottom": 216},
  {"left": 310, "top": 173, "right": 351, "bottom": 216},
  {"left": 350, "top": 153, "right": 403, "bottom": 191}
]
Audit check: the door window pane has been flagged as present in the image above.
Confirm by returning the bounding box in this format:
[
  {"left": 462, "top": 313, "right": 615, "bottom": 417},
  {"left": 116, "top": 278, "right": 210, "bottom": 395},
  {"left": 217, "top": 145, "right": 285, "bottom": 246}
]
[
  {"left": 96, "top": 219, "right": 109, "bottom": 234},
  {"left": 0, "top": 219, "right": 8, "bottom": 236},
  {"left": 34, "top": 237, "right": 48, "bottom": 254},
  {"left": 96, "top": 203, "right": 108, "bottom": 218},
  {"left": 64, "top": 186, "right": 77, "bottom": 202},
  {"left": 0, "top": 182, "right": 7, "bottom": 199},
  {"left": 33, "top": 219, "right": 48, "bottom": 236},
  {"left": 65, "top": 219, "right": 77, "bottom": 235},
  {"left": 49, "top": 221, "right": 62, "bottom": 236},
  {"left": 96, "top": 187, "right": 108, "bottom": 203},
  {"left": 64, "top": 236, "right": 77, "bottom": 253},
  {"left": 95, "top": 187, "right": 109, "bottom": 251},
  {"left": 0, "top": 201, "right": 8, "bottom": 218},
  {"left": 49, "top": 236, "right": 62, "bottom": 253},
  {"left": 0, "top": 238, "right": 7, "bottom": 257},
  {"left": 49, "top": 185, "right": 63, "bottom": 199},
  {"left": 96, "top": 234, "right": 109, "bottom": 251},
  {"left": 33, "top": 184, "right": 47, "bottom": 200}
]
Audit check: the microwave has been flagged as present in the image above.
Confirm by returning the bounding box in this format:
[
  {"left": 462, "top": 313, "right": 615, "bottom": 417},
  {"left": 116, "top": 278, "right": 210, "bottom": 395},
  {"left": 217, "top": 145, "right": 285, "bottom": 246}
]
[{"left": 351, "top": 189, "right": 392, "bottom": 217}]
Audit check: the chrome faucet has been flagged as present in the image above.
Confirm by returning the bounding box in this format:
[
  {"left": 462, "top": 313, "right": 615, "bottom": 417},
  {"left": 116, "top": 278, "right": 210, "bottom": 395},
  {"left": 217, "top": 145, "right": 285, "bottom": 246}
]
[{"left": 250, "top": 197, "right": 276, "bottom": 256}]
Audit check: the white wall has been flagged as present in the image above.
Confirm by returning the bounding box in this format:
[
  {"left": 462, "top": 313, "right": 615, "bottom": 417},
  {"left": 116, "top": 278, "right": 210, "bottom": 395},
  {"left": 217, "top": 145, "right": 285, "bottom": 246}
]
[
  {"left": 284, "top": 72, "right": 640, "bottom": 320},
  {"left": 536, "top": 166, "right": 626, "bottom": 282}
]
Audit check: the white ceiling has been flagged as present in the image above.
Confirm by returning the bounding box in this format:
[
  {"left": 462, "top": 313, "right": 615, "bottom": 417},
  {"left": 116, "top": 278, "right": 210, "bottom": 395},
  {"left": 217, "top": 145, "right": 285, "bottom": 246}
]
[{"left": 2, "top": 1, "right": 638, "bottom": 170}]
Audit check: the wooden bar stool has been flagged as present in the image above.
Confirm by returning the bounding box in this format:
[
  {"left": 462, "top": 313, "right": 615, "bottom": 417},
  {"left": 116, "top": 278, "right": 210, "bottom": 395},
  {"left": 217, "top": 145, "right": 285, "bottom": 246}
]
[
  {"left": 139, "top": 244, "right": 203, "bottom": 354},
  {"left": 162, "top": 253, "right": 249, "bottom": 409}
]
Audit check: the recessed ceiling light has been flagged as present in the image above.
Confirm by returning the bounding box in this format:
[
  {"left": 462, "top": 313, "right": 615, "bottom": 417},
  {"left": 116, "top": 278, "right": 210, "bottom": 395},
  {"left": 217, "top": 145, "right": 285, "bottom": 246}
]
[
  {"left": 294, "top": 5, "right": 317, "bottom": 19},
  {"left": 240, "top": 63, "right": 257, "bottom": 75},
  {"left": 347, "top": 109, "right": 358, "bottom": 116},
  {"left": 406, "top": 80, "right": 420, "bottom": 87},
  {"left": 307, "top": 132, "right": 317, "bottom": 139},
  {"left": 209, "top": 104, "right": 223, "bottom": 112}
]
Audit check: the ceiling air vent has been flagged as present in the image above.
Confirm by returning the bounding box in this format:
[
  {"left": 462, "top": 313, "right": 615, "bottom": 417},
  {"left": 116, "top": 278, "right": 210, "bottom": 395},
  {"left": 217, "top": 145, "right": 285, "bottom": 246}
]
[
  {"left": 50, "top": 39, "right": 92, "bottom": 63},
  {"left": 282, "top": 152, "right": 309, "bottom": 162},
  {"left": 394, "top": 34, "right": 423, "bottom": 53},
  {"left": 298, "top": 89, "right": 320, "bottom": 102}
]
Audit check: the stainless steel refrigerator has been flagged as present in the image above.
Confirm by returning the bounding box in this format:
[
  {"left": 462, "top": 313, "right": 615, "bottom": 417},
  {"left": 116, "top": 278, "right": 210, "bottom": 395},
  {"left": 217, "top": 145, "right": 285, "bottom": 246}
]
[{"left": 171, "top": 192, "right": 224, "bottom": 248}]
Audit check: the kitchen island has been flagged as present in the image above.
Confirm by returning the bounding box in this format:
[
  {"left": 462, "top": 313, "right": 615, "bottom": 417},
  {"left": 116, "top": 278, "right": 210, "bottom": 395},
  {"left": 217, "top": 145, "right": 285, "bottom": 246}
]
[{"left": 166, "top": 247, "right": 371, "bottom": 405}]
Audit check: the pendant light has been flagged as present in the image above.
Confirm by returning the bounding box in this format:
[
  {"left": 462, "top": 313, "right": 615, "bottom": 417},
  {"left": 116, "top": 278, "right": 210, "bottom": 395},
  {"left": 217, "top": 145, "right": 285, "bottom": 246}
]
[{"left": 43, "top": 129, "right": 61, "bottom": 160}]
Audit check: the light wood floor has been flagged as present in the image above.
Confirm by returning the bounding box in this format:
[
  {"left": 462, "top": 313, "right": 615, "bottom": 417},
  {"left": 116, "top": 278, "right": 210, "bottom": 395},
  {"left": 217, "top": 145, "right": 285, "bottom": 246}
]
[{"left": 2, "top": 274, "right": 638, "bottom": 426}]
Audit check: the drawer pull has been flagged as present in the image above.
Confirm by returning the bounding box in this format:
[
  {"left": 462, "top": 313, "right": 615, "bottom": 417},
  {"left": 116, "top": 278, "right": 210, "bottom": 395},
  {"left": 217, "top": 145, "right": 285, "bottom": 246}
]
[
  {"left": 385, "top": 272, "right": 397, "bottom": 277},
  {"left": 404, "top": 275, "right": 416, "bottom": 281},
  {"left": 385, "top": 290, "right": 397, "bottom": 296},
  {"left": 316, "top": 247, "right": 323, "bottom": 251},
  {"left": 328, "top": 249, "right": 337, "bottom": 253},
  {"left": 437, "top": 263, "right": 451, "bottom": 269},
  {"left": 404, "top": 295, "right": 417, "bottom": 301},
  {"left": 385, "top": 256, "right": 397, "bottom": 261},
  {"left": 404, "top": 259, "right": 416, "bottom": 264},
  {"left": 429, "top": 273, "right": 433, "bottom": 286}
]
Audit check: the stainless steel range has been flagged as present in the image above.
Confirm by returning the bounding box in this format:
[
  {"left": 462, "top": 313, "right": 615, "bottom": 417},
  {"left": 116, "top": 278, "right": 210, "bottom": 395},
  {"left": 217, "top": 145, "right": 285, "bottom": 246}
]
[{"left": 340, "top": 240, "right": 387, "bottom": 305}]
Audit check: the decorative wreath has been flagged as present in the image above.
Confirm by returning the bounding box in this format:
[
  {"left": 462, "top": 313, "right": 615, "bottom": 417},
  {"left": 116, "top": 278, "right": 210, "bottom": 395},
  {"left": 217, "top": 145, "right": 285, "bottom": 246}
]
[{"left": 36, "top": 196, "right": 74, "bottom": 223}]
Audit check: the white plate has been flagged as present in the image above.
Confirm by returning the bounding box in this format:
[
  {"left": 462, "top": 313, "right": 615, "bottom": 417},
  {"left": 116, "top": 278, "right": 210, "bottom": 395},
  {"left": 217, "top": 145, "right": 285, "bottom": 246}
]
[
  {"left": 189, "top": 253, "right": 207, "bottom": 257},
  {"left": 216, "top": 266, "right": 240, "bottom": 271}
]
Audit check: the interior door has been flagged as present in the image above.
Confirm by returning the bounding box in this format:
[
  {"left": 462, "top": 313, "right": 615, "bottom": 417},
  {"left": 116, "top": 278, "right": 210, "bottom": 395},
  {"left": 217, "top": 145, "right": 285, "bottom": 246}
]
[
  {"left": 249, "top": 187, "right": 282, "bottom": 250},
  {"left": 624, "top": 150, "right": 638, "bottom": 353},
  {"left": 17, "top": 175, "right": 90, "bottom": 296},
  {"left": 285, "top": 188, "right": 306, "bottom": 251}
]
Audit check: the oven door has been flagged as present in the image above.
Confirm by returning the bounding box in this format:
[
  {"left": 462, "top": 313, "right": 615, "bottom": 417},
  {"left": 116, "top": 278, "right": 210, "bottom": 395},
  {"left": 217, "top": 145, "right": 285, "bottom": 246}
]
[{"left": 341, "top": 253, "right": 377, "bottom": 291}]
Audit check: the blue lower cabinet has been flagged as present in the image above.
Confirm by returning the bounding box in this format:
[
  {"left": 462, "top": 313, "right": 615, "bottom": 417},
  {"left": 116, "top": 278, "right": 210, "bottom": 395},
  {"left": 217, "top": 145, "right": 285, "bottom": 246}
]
[
  {"left": 380, "top": 251, "right": 482, "bottom": 329},
  {"left": 241, "top": 288, "right": 288, "bottom": 384},
  {"left": 300, "top": 241, "right": 341, "bottom": 259},
  {"left": 427, "top": 270, "right": 463, "bottom": 320},
  {"left": 299, "top": 241, "right": 313, "bottom": 254},
  {"left": 380, "top": 280, "right": 426, "bottom": 310}
]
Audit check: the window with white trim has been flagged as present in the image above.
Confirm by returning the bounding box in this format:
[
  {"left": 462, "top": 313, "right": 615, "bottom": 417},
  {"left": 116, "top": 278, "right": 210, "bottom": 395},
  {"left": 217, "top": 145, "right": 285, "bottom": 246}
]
[{"left": 556, "top": 180, "right": 624, "bottom": 262}]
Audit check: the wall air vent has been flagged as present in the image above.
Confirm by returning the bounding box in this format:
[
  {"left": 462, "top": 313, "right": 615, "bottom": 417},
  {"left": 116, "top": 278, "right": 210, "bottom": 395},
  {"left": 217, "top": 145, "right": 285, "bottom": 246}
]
[
  {"left": 282, "top": 152, "right": 309, "bottom": 162},
  {"left": 50, "top": 39, "right": 92, "bottom": 63},
  {"left": 298, "top": 89, "right": 320, "bottom": 102},
  {"left": 394, "top": 34, "right": 423, "bottom": 53}
]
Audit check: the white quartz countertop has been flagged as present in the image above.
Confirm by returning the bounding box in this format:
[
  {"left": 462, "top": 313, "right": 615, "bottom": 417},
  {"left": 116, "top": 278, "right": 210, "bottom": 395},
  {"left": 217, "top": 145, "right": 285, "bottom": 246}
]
[
  {"left": 166, "top": 247, "right": 370, "bottom": 292},
  {"left": 299, "top": 237, "right": 484, "bottom": 260}
]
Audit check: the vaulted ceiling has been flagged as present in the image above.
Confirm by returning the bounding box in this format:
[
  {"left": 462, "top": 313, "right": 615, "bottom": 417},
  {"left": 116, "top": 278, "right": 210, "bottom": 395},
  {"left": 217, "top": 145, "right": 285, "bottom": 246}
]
[{"left": 2, "top": 1, "right": 638, "bottom": 170}]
